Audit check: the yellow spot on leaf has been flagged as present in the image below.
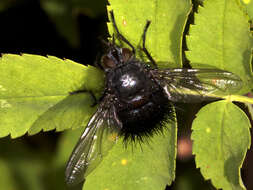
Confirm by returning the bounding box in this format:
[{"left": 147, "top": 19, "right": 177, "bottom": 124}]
[
  {"left": 0, "top": 85, "right": 6, "bottom": 91},
  {"left": 121, "top": 159, "right": 127, "bottom": 165},
  {"left": 206, "top": 128, "right": 211, "bottom": 133},
  {"left": 108, "top": 132, "right": 118, "bottom": 142},
  {"left": 243, "top": 0, "right": 251, "bottom": 4},
  {"left": 0, "top": 100, "right": 11, "bottom": 108},
  {"left": 141, "top": 176, "right": 148, "bottom": 181},
  {"left": 122, "top": 19, "right": 127, "bottom": 26}
]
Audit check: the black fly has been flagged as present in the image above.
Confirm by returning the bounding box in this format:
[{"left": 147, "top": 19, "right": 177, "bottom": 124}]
[{"left": 65, "top": 11, "right": 243, "bottom": 186}]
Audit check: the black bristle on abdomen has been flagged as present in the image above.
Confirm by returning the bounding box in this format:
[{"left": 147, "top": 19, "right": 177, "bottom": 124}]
[{"left": 118, "top": 89, "right": 175, "bottom": 143}]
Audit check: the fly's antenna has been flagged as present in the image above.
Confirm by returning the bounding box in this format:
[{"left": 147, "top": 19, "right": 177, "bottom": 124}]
[
  {"left": 141, "top": 21, "right": 157, "bottom": 68},
  {"left": 109, "top": 11, "right": 136, "bottom": 55}
]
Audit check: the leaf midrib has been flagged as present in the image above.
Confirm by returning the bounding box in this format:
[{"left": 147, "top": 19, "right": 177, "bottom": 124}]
[{"left": 0, "top": 94, "right": 71, "bottom": 99}]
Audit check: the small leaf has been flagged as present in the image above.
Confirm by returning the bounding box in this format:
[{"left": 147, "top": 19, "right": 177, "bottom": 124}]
[
  {"left": 191, "top": 100, "right": 251, "bottom": 190},
  {"left": 186, "top": 0, "right": 253, "bottom": 94},
  {"left": 84, "top": 122, "right": 177, "bottom": 190},
  {"left": 107, "top": 0, "right": 192, "bottom": 67},
  {"left": 0, "top": 54, "right": 104, "bottom": 138}
]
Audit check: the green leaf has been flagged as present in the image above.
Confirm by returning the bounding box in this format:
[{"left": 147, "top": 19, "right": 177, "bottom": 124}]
[
  {"left": 54, "top": 128, "right": 84, "bottom": 169},
  {"left": 84, "top": 122, "right": 177, "bottom": 190},
  {"left": 107, "top": 0, "right": 192, "bottom": 67},
  {"left": 49, "top": 128, "right": 84, "bottom": 190},
  {"left": 0, "top": 54, "right": 104, "bottom": 138},
  {"left": 71, "top": 0, "right": 107, "bottom": 18},
  {"left": 191, "top": 100, "right": 251, "bottom": 190},
  {"left": 0, "top": 159, "right": 18, "bottom": 190},
  {"left": 9, "top": 157, "right": 46, "bottom": 190},
  {"left": 0, "top": 137, "right": 49, "bottom": 190},
  {"left": 186, "top": 0, "right": 253, "bottom": 94},
  {"left": 28, "top": 93, "right": 96, "bottom": 135},
  {"left": 40, "top": 0, "right": 80, "bottom": 47}
]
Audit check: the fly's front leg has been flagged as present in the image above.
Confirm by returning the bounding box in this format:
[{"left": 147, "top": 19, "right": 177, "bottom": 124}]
[{"left": 142, "top": 21, "right": 157, "bottom": 68}]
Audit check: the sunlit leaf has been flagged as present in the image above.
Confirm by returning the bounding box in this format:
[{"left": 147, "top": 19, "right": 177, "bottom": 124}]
[
  {"left": 107, "top": 0, "right": 192, "bottom": 67},
  {"left": 84, "top": 122, "right": 177, "bottom": 190},
  {"left": 186, "top": 0, "right": 253, "bottom": 94},
  {"left": 0, "top": 54, "right": 104, "bottom": 138}
]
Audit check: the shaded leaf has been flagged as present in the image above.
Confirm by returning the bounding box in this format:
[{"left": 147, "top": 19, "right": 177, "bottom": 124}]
[
  {"left": 192, "top": 100, "right": 251, "bottom": 190},
  {"left": 0, "top": 0, "right": 26, "bottom": 12},
  {"left": 0, "top": 137, "right": 49, "bottom": 190},
  {"left": 71, "top": 0, "right": 107, "bottom": 18},
  {"left": 54, "top": 128, "right": 84, "bottom": 169},
  {"left": 51, "top": 128, "right": 85, "bottom": 190},
  {"left": 40, "top": 0, "right": 107, "bottom": 47},
  {"left": 0, "top": 159, "right": 18, "bottom": 190},
  {"left": 40, "top": 0, "right": 80, "bottom": 47}
]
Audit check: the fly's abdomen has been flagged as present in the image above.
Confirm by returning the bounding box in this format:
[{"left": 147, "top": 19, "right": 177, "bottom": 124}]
[{"left": 117, "top": 88, "right": 171, "bottom": 141}]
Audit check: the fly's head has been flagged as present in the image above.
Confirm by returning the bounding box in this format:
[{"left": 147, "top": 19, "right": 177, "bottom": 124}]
[{"left": 101, "top": 44, "right": 134, "bottom": 72}]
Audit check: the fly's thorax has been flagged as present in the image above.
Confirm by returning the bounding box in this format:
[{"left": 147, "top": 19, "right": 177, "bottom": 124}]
[{"left": 106, "top": 61, "right": 154, "bottom": 103}]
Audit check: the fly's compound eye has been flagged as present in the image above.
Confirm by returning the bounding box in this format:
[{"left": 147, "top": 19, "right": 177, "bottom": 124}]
[
  {"left": 102, "top": 55, "right": 116, "bottom": 69},
  {"left": 121, "top": 48, "right": 133, "bottom": 62}
]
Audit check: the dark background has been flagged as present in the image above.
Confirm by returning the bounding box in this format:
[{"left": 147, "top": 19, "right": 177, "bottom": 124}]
[{"left": 0, "top": 0, "right": 107, "bottom": 65}]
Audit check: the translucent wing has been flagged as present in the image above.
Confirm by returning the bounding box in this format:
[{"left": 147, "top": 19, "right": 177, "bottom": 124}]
[
  {"left": 65, "top": 95, "right": 122, "bottom": 186},
  {"left": 151, "top": 68, "right": 243, "bottom": 102}
]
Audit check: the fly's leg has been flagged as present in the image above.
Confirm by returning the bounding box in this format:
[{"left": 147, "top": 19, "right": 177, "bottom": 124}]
[
  {"left": 109, "top": 11, "right": 136, "bottom": 55},
  {"left": 142, "top": 21, "right": 157, "bottom": 68},
  {"left": 109, "top": 10, "right": 157, "bottom": 68}
]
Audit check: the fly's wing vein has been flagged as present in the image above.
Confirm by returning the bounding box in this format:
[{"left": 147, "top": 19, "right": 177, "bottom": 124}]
[
  {"left": 151, "top": 68, "right": 243, "bottom": 102},
  {"left": 65, "top": 95, "right": 122, "bottom": 186}
]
